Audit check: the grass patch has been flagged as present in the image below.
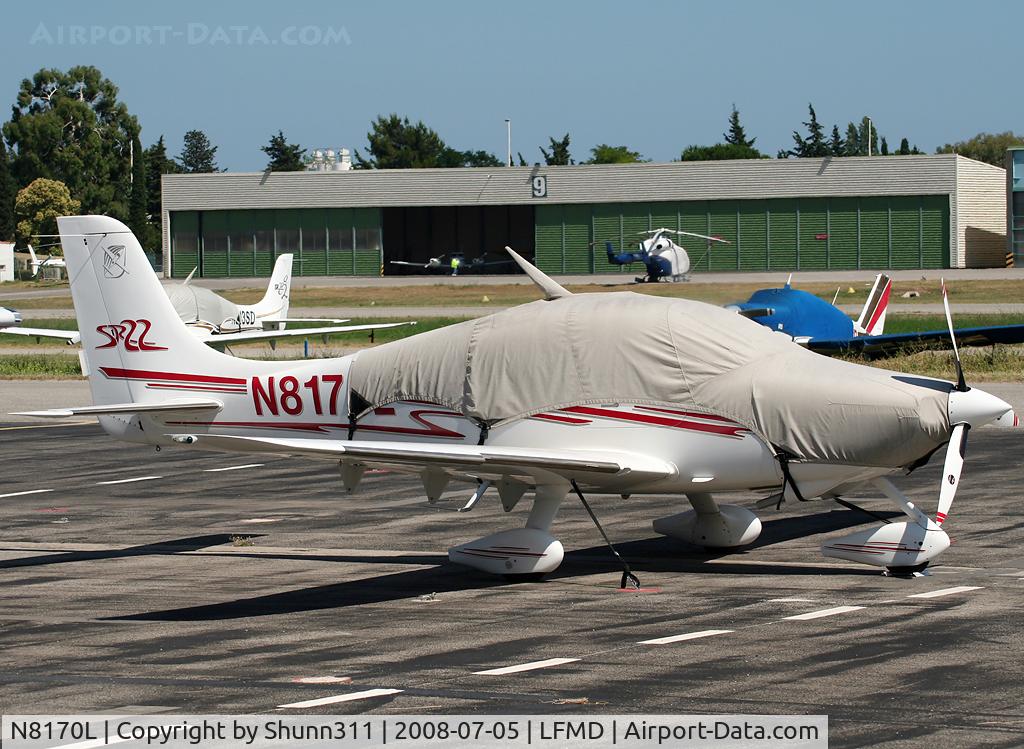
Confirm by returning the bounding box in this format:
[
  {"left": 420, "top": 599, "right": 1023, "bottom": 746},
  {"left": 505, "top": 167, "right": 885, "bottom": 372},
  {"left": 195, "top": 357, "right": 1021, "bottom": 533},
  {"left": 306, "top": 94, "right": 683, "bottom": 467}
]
[
  {"left": 0, "top": 354, "right": 82, "bottom": 378},
  {"left": 6, "top": 277, "right": 1024, "bottom": 311},
  {"left": 839, "top": 344, "right": 1024, "bottom": 382}
]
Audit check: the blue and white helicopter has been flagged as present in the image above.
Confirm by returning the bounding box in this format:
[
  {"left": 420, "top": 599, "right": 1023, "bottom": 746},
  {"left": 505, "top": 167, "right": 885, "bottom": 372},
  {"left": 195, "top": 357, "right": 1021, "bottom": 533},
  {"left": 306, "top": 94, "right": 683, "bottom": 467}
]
[{"left": 605, "top": 228, "right": 729, "bottom": 282}]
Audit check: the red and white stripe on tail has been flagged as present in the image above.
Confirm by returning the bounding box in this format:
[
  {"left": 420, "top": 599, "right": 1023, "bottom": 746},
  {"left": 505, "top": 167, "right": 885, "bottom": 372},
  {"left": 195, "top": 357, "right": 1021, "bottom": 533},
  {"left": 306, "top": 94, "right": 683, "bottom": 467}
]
[{"left": 853, "top": 274, "right": 892, "bottom": 337}]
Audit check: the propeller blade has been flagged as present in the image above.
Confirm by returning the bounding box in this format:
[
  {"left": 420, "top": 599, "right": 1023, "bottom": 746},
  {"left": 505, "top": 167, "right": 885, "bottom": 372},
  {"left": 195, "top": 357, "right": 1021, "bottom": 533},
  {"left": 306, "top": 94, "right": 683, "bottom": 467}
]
[
  {"left": 941, "top": 279, "right": 967, "bottom": 391},
  {"left": 936, "top": 423, "right": 969, "bottom": 525}
]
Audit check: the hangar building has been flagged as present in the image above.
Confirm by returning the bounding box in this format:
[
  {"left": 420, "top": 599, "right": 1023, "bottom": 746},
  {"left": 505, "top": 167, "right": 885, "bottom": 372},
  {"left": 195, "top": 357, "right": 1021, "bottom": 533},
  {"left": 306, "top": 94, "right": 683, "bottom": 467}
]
[{"left": 161, "top": 154, "right": 1005, "bottom": 278}]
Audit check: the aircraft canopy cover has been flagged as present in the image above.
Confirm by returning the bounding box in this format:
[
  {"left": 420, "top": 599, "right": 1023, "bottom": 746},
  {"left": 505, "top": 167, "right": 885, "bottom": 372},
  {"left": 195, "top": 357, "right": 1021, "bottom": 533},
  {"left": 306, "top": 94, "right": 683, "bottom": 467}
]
[
  {"left": 348, "top": 292, "right": 950, "bottom": 467},
  {"left": 165, "top": 284, "right": 238, "bottom": 327}
]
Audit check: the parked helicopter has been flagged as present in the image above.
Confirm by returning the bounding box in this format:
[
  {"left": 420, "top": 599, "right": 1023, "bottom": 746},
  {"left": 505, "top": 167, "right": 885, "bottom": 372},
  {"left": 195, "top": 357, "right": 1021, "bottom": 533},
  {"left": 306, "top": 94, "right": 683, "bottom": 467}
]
[{"left": 605, "top": 228, "right": 729, "bottom": 282}]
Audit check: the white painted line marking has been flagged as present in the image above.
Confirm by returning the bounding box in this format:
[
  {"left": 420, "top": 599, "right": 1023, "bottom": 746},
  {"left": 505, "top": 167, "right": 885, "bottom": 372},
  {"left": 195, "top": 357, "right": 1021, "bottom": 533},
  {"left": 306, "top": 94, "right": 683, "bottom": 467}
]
[
  {"left": 907, "top": 585, "right": 984, "bottom": 599},
  {"left": 473, "top": 657, "right": 580, "bottom": 675},
  {"left": 204, "top": 463, "right": 264, "bottom": 473},
  {"left": 783, "top": 605, "right": 866, "bottom": 621},
  {"left": 96, "top": 476, "right": 163, "bottom": 485},
  {"left": 0, "top": 488, "right": 54, "bottom": 499},
  {"left": 292, "top": 675, "right": 353, "bottom": 685},
  {"left": 240, "top": 518, "right": 282, "bottom": 524},
  {"left": 279, "top": 688, "right": 403, "bottom": 708},
  {"left": 638, "top": 629, "right": 732, "bottom": 645},
  {"left": 768, "top": 597, "right": 815, "bottom": 603}
]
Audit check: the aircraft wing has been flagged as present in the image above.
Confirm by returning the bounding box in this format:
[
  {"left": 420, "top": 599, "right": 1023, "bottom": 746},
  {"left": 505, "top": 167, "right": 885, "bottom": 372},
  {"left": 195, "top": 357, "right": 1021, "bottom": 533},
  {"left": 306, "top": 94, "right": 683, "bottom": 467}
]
[
  {"left": 263, "top": 318, "right": 351, "bottom": 327},
  {"left": 13, "top": 398, "right": 223, "bottom": 418},
  {"left": 807, "top": 324, "right": 1024, "bottom": 356},
  {"left": 188, "top": 435, "right": 677, "bottom": 484},
  {"left": 388, "top": 261, "right": 426, "bottom": 267},
  {"left": 1, "top": 326, "right": 81, "bottom": 344},
  {"left": 204, "top": 321, "right": 415, "bottom": 346}
]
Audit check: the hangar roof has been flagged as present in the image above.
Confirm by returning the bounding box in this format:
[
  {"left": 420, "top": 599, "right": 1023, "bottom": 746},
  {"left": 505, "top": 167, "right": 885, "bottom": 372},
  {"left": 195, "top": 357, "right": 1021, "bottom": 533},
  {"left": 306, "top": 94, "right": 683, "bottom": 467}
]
[{"left": 162, "top": 154, "right": 989, "bottom": 212}]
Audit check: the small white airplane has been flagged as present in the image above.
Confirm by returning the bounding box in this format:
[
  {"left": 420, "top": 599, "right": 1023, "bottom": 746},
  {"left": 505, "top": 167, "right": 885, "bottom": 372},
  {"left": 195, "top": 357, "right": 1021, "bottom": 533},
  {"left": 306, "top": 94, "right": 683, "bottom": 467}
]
[
  {"left": 27, "top": 244, "right": 67, "bottom": 279},
  {"left": 390, "top": 253, "right": 513, "bottom": 276},
  {"left": 0, "top": 306, "right": 22, "bottom": 329},
  {"left": 19, "top": 215, "right": 1018, "bottom": 586},
  {"left": 605, "top": 229, "right": 729, "bottom": 282},
  {"left": 3, "top": 253, "right": 413, "bottom": 349}
]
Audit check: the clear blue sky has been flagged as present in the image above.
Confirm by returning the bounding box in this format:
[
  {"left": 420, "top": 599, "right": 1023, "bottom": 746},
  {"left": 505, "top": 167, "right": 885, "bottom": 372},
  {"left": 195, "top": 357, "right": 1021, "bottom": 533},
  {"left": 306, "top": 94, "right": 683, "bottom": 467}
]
[{"left": 1, "top": 0, "right": 1018, "bottom": 171}]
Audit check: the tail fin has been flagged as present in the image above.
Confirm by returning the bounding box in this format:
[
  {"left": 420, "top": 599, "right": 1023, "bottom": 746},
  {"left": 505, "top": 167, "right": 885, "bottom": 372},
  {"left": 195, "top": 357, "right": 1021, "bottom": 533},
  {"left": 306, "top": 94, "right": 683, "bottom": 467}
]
[
  {"left": 252, "top": 253, "right": 292, "bottom": 321},
  {"left": 853, "top": 273, "right": 892, "bottom": 336},
  {"left": 57, "top": 215, "right": 239, "bottom": 407},
  {"left": 27, "top": 244, "right": 40, "bottom": 276},
  {"left": 605, "top": 241, "right": 616, "bottom": 263}
]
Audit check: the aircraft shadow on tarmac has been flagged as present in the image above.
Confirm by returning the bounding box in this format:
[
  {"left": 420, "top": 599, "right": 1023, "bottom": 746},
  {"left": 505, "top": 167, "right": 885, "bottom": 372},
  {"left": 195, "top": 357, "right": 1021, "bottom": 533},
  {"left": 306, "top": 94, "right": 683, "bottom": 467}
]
[
  {"left": 0, "top": 534, "right": 262, "bottom": 569},
  {"left": 97, "top": 509, "right": 888, "bottom": 622}
]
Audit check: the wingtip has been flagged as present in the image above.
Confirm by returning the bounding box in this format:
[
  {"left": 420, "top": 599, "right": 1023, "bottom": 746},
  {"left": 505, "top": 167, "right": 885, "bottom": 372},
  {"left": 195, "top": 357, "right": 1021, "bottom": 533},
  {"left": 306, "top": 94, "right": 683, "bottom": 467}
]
[{"left": 504, "top": 246, "right": 571, "bottom": 300}]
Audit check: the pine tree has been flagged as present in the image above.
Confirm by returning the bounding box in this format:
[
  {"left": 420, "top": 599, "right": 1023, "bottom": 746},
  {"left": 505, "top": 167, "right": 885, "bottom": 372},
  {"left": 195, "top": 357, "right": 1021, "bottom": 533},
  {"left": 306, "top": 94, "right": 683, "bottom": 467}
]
[
  {"left": 858, "top": 117, "right": 878, "bottom": 156},
  {"left": 789, "top": 104, "right": 828, "bottom": 157},
  {"left": 143, "top": 136, "right": 180, "bottom": 224},
  {"left": 0, "top": 138, "right": 15, "bottom": 241},
  {"left": 128, "top": 132, "right": 149, "bottom": 244},
  {"left": 880, "top": 136, "right": 889, "bottom": 156},
  {"left": 829, "top": 125, "right": 845, "bottom": 156},
  {"left": 844, "top": 123, "right": 862, "bottom": 156},
  {"left": 179, "top": 130, "right": 219, "bottom": 173},
  {"left": 261, "top": 130, "right": 306, "bottom": 171},
  {"left": 724, "top": 105, "right": 755, "bottom": 147},
  {"left": 897, "top": 137, "right": 911, "bottom": 156},
  {"left": 539, "top": 134, "right": 572, "bottom": 165}
]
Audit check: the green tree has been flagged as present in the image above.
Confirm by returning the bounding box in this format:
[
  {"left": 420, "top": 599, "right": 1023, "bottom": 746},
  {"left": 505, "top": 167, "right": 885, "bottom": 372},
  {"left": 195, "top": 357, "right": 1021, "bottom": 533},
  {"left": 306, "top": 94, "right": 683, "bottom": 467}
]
[
  {"left": 540, "top": 134, "right": 572, "bottom": 165},
  {"left": 179, "top": 130, "right": 219, "bottom": 173},
  {"left": 585, "top": 144, "right": 646, "bottom": 164},
  {"left": 14, "top": 178, "right": 80, "bottom": 247},
  {"left": 936, "top": 131, "right": 1024, "bottom": 166},
  {"left": 354, "top": 114, "right": 450, "bottom": 169},
  {"left": 897, "top": 137, "right": 911, "bottom": 156},
  {"left": 858, "top": 117, "right": 878, "bottom": 156},
  {"left": 261, "top": 130, "right": 306, "bottom": 171},
  {"left": 0, "top": 138, "right": 15, "bottom": 240},
  {"left": 143, "top": 135, "right": 180, "bottom": 227},
  {"left": 681, "top": 143, "right": 763, "bottom": 161},
  {"left": 128, "top": 132, "right": 151, "bottom": 246},
  {"left": 3, "top": 65, "right": 139, "bottom": 217},
  {"left": 880, "top": 136, "right": 889, "bottom": 156},
  {"left": 844, "top": 122, "right": 861, "bottom": 155},
  {"left": 516, "top": 151, "right": 529, "bottom": 166},
  {"left": 829, "top": 125, "right": 845, "bottom": 156},
  {"left": 724, "top": 105, "right": 756, "bottom": 148},
  {"left": 441, "top": 148, "right": 504, "bottom": 167},
  {"left": 789, "top": 104, "right": 828, "bottom": 157}
]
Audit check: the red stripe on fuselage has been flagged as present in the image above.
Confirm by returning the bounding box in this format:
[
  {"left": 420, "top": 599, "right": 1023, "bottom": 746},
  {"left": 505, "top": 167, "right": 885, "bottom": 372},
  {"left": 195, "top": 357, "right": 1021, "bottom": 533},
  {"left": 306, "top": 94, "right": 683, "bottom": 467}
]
[
  {"left": 561, "top": 405, "right": 747, "bottom": 437},
  {"left": 634, "top": 405, "right": 741, "bottom": 424},
  {"left": 530, "top": 413, "right": 592, "bottom": 425},
  {"left": 100, "top": 367, "right": 247, "bottom": 386}
]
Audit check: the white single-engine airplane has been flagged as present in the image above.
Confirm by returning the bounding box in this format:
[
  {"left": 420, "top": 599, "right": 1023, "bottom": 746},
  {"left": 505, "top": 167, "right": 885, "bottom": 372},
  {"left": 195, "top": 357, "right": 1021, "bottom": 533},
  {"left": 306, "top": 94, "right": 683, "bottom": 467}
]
[
  {"left": 19, "top": 215, "right": 1018, "bottom": 584},
  {"left": 3, "top": 252, "right": 413, "bottom": 349}
]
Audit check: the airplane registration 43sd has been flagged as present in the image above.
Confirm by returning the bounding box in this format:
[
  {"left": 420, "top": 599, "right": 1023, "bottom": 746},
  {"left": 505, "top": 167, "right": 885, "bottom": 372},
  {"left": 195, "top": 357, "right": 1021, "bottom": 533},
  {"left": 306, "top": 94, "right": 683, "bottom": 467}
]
[{"left": 19, "top": 215, "right": 1018, "bottom": 586}]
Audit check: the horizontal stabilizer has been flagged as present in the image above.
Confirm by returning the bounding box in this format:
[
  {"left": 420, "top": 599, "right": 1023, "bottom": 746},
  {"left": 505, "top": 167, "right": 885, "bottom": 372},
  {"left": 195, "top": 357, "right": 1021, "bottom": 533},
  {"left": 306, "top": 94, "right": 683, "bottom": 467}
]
[
  {"left": 13, "top": 398, "right": 223, "bottom": 419},
  {"left": 206, "top": 321, "right": 415, "bottom": 345},
  {"left": 189, "top": 435, "right": 676, "bottom": 482},
  {"left": 1, "top": 326, "right": 80, "bottom": 343}
]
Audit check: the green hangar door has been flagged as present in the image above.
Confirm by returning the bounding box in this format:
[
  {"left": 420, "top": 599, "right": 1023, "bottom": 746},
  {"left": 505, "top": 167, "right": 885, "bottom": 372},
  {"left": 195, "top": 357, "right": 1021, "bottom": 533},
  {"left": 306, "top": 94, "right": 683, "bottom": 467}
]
[
  {"left": 534, "top": 196, "right": 949, "bottom": 273},
  {"left": 382, "top": 206, "right": 534, "bottom": 275}
]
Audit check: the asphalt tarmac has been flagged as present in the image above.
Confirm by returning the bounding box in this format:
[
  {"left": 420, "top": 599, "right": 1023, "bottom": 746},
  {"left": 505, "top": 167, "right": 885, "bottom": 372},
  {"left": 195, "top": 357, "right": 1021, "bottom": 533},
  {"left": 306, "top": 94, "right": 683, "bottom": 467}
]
[{"left": 0, "top": 421, "right": 1022, "bottom": 748}]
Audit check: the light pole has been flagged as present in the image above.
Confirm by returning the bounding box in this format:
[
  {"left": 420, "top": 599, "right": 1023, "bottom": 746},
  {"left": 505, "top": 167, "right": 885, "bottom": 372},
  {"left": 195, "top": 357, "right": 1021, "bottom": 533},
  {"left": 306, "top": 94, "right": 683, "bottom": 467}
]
[
  {"left": 867, "top": 117, "right": 873, "bottom": 156},
  {"left": 505, "top": 119, "right": 512, "bottom": 166}
]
